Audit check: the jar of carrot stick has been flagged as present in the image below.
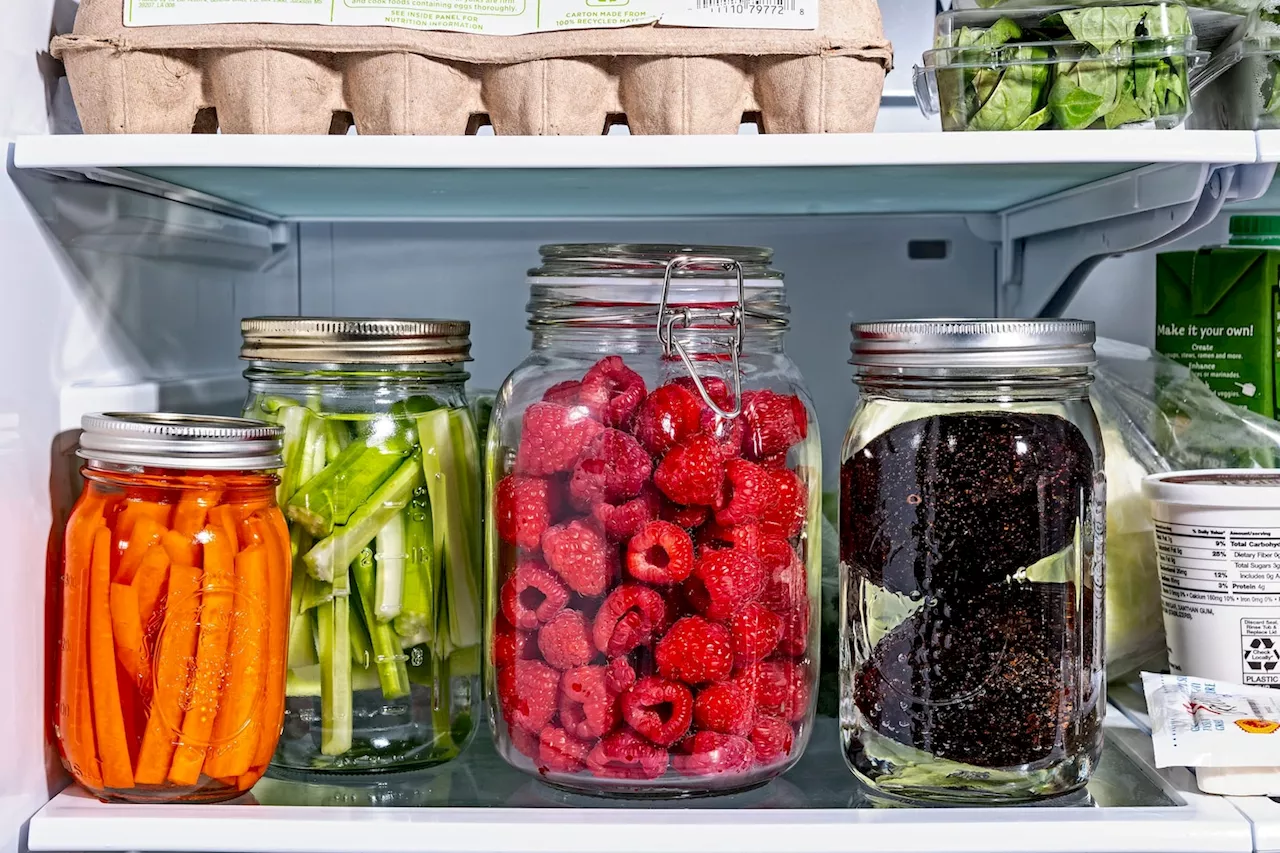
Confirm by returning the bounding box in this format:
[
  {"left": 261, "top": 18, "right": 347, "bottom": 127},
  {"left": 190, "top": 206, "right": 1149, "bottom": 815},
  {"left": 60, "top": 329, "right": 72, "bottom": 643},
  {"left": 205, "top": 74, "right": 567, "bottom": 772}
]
[{"left": 57, "top": 413, "right": 290, "bottom": 803}]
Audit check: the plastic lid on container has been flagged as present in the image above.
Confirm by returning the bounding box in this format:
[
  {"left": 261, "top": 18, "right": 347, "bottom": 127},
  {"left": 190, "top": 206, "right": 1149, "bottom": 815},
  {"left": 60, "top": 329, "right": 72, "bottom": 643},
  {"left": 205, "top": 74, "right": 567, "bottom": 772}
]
[
  {"left": 1144, "top": 470, "right": 1280, "bottom": 508},
  {"left": 1229, "top": 216, "right": 1280, "bottom": 246},
  {"left": 850, "top": 318, "right": 1096, "bottom": 369},
  {"left": 79, "top": 413, "right": 284, "bottom": 470},
  {"left": 240, "top": 317, "right": 472, "bottom": 364}
]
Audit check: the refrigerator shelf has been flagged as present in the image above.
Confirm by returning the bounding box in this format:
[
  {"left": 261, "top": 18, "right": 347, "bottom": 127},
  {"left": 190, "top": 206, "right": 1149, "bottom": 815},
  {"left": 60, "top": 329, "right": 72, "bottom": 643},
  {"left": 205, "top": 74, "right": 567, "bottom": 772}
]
[
  {"left": 11, "top": 131, "right": 1262, "bottom": 223},
  {"left": 25, "top": 714, "right": 1253, "bottom": 853}
]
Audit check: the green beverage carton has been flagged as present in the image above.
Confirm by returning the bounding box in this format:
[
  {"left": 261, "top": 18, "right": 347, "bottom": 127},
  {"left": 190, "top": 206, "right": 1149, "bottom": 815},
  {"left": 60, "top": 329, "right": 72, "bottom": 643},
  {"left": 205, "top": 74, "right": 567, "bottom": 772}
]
[{"left": 1156, "top": 215, "right": 1280, "bottom": 420}]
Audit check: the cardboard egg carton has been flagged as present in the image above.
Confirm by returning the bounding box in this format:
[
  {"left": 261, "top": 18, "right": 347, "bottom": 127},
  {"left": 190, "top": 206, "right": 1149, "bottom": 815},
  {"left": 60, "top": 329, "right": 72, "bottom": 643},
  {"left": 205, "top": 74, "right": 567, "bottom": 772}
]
[{"left": 52, "top": 0, "right": 891, "bottom": 134}]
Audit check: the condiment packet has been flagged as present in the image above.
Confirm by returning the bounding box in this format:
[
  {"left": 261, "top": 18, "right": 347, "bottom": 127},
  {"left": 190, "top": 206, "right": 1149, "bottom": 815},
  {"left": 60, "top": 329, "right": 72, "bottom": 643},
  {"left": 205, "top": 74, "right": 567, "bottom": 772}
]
[{"left": 1143, "top": 671, "right": 1280, "bottom": 794}]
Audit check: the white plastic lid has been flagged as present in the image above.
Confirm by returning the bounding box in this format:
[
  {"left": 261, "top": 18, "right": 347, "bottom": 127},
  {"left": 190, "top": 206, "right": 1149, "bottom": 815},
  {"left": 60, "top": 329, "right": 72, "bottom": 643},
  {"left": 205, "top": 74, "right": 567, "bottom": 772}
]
[{"left": 1143, "top": 469, "right": 1280, "bottom": 508}]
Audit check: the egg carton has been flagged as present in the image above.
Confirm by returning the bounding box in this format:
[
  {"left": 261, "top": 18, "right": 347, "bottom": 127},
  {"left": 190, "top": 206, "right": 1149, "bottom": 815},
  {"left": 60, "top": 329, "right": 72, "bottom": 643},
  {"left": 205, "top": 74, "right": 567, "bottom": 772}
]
[{"left": 51, "top": 0, "right": 890, "bottom": 135}]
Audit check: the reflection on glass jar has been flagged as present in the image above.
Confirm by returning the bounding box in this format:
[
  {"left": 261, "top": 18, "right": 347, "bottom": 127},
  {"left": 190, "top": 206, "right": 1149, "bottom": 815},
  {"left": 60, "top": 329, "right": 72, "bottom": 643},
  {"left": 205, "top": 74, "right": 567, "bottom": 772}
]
[
  {"left": 240, "top": 318, "right": 481, "bottom": 775},
  {"left": 486, "top": 245, "right": 821, "bottom": 797},
  {"left": 839, "top": 320, "right": 1106, "bottom": 803},
  {"left": 56, "top": 414, "right": 291, "bottom": 803}
]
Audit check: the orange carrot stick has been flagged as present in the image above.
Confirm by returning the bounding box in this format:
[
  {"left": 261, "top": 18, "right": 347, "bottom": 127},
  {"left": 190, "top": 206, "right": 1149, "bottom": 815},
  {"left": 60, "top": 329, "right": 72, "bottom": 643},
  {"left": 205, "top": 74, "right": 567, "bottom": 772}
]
[
  {"left": 133, "top": 562, "right": 202, "bottom": 785},
  {"left": 160, "top": 529, "right": 197, "bottom": 568},
  {"left": 209, "top": 505, "right": 242, "bottom": 550},
  {"left": 109, "top": 583, "right": 152, "bottom": 688},
  {"left": 203, "top": 545, "right": 268, "bottom": 779},
  {"left": 117, "top": 501, "right": 172, "bottom": 541},
  {"left": 61, "top": 493, "right": 107, "bottom": 790},
  {"left": 117, "top": 515, "right": 167, "bottom": 584},
  {"left": 89, "top": 527, "right": 135, "bottom": 790},
  {"left": 238, "top": 513, "right": 291, "bottom": 789},
  {"left": 167, "top": 519, "right": 236, "bottom": 786},
  {"left": 174, "top": 488, "right": 220, "bottom": 537},
  {"left": 132, "top": 546, "right": 171, "bottom": 633}
]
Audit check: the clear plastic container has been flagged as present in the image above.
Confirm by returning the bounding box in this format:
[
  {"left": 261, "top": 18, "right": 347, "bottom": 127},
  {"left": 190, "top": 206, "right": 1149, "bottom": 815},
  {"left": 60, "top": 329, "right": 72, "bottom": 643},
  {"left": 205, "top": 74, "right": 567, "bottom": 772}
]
[
  {"left": 240, "top": 318, "right": 482, "bottom": 775},
  {"left": 485, "top": 244, "right": 820, "bottom": 797},
  {"left": 914, "top": 2, "right": 1203, "bottom": 130},
  {"left": 1190, "top": 28, "right": 1280, "bottom": 129},
  {"left": 839, "top": 320, "right": 1106, "bottom": 803},
  {"left": 948, "top": 0, "right": 1257, "bottom": 15},
  {"left": 57, "top": 414, "right": 291, "bottom": 803}
]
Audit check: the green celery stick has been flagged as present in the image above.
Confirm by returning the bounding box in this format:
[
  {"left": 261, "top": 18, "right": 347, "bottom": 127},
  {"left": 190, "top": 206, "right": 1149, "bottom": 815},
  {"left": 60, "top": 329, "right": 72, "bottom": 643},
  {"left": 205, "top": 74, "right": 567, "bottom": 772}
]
[
  {"left": 287, "top": 526, "right": 319, "bottom": 668},
  {"left": 400, "top": 625, "right": 433, "bottom": 650},
  {"left": 374, "top": 511, "right": 406, "bottom": 622},
  {"left": 287, "top": 609, "right": 319, "bottom": 669},
  {"left": 394, "top": 496, "right": 434, "bottom": 640},
  {"left": 318, "top": 555, "right": 353, "bottom": 756},
  {"left": 351, "top": 547, "right": 412, "bottom": 699},
  {"left": 324, "top": 418, "right": 351, "bottom": 464},
  {"left": 431, "top": 654, "right": 456, "bottom": 753},
  {"left": 417, "top": 408, "right": 482, "bottom": 652},
  {"left": 350, "top": 589, "right": 374, "bottom": 670},
  {"left": 287, "top": 401, "right": 430, "bottom": 538},
  {"left": 287, "top": 664, "right": 380, "bottom": 697},
  {"left": 277, "top": 404, "right": 315, "bottom": 505},
  {"left": 449, "top": 644, "right": 481, "bottom": 678},
  {"left": 303, "top": 453, "right": 423, "bottom": 582},
  {"left": 300, "top": 575, "right": 333, "bottom": 612},
  {"left": 305, "top": 420, "right": 328, "bottom": 483}
]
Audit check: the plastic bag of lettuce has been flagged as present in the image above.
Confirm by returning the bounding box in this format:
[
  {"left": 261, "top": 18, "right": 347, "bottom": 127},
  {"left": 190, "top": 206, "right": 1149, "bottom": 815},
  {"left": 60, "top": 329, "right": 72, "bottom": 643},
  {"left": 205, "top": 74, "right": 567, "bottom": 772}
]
[{"left": 1093, "top": 338, "right": 1280, "bottom": 678}]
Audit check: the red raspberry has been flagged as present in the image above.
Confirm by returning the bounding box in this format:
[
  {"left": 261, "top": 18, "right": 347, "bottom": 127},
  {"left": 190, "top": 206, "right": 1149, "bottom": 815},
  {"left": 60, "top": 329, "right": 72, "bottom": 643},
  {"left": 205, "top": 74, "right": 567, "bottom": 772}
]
[
  {"left": 561, "top": 664, "right": 621, "bottom": 739},
  {"left": 655, "top": 616, "right": 733, "bottom": 685},
  {"left": 755, "top": 659, "right": 810, "bottom": 722},
  {"left": 740, "top": 390, "right": 808, "bottom": 460},
  {"left": 497, "top": 660, "right": 560, "bottom": 734},
  {"left": 592, "top": 484, "right": 661, "bottom": 542},
  {"left": 606, "top": 657, "right": 637, "bottom": 693},
  {"left": 592, "top": 584, "right": 668, "bottom": 657},
  {"left": 693, "top": 682, "right": 754, "bottom": 736},
  {"left": 634, "top": 383, "right": 703, "bottom": 456},
  {"left": 715, "top": 459, "right": 779, "bottom": 526},
  {"left": 586, "top": 730, "right": 669, "bottom": 780},
  {"left": 728, "top": 603, "right": 783, "bottom": 664},
  {"left": 672, "top": 732, "right": 755, "bottom": 777},
  {"left": 660, "top": 498, "right": 708, "bottom": 530},
  {"left": 568, "top": 428, "right": 652, "bottom": 511},
  {"left": 626, "top": 520, "right": 695, "bottom": 585},
  {"left": 759, "top": 540, "right": 806, "bottom": 612},
  {"left": 580, "top": 356, "right": 647, "bottom": 430},
  {"left": 538, "top": 609, "right": 597, "bottom": 670},
  {"left": 516, "top": 402, "right": 605, "bottom": 476},
  {"left": 671, "top": 375, "right": 746, "bottom": 460},
  {"left": 493, "top": 624, "right": 539, "bottom": 669},
  {"left": 500, "top": 558, "right": 570, "bottom": 630},
  {"left": 509, "top": 724, "right": 541, "bottom": 760},
  {"left": 755, "top": 452, "right": 790, "bottom": 469},
  {"left": 544, "top": 380, "right": 585, "bottom": 407},
  {"left": 698, "top": 521, "right": 763, "bottom": 556},
  {"left": 672, "top": 375, "right": 735, "bottom": 414},
  {"left": 776, "top": 605, "right": 810, "bottom": 657},
  {"left": 495, "top": 475, "right": 560, "bottom": 551},
  {"left": 622, "top": 677, "right": 694, "bottom": 747},
  {"left": 538, "top": 727, "right": 594, "bottom": 774},
  {"left": 654, "top": 434, "right": 727, "bottom": 507},
  {"left": 759, "top": 467, "right": 807, "bottom": 540},
  {"left": 542, "top": 519, "right": 615, "bottom": 597},
  {"left": 690, "top": 548, "right": 765, "bottom": 620},
  {"left": 750, "top": 716, "right": 795, "bottom": 765}
]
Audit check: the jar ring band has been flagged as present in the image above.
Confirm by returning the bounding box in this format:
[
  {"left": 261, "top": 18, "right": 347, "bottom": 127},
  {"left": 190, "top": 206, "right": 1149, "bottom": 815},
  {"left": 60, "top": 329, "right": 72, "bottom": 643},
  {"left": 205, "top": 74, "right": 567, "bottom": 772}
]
[{"left": 657, "top": 256, "right": 745, "bottom": 419}]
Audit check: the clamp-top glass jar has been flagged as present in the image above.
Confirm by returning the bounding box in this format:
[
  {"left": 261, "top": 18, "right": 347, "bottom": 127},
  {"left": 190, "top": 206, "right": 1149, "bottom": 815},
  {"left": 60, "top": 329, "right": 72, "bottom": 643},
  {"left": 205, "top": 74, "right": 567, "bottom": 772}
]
[
  {"left": 57, "top": 413, "right": 291, "bottom": 803},
  {"left": 486, "top": 244, "right": 820, "bottom": 796},
  {"left": 241, "top": 318, "right": 482, "bottom": 775},
  {"left": 840, "top": 319, "right": 1106, "bottom": 803}
]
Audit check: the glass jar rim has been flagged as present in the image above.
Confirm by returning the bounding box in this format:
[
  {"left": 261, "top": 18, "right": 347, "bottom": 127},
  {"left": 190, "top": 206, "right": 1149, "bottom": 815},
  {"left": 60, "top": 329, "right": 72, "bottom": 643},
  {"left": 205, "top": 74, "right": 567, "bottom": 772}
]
[
  {"left": 851, "top": 318, "right": 1096, "bottom": 371},
  {"left": 532, "top": 244, "right": 781, "bottom": 279},
  {"left": 78, "top": 412, "right": 284, "bottom": 470},
  {"left": 241, "top": 317, "right": 473, "bottom": 364}
]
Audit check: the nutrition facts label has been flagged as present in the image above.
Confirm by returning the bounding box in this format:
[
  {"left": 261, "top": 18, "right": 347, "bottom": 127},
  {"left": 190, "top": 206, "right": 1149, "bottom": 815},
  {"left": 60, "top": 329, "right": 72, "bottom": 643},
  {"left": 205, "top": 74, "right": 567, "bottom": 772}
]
[{"left": 1155, "top": 520, "right": 1280, "bottom": 603}]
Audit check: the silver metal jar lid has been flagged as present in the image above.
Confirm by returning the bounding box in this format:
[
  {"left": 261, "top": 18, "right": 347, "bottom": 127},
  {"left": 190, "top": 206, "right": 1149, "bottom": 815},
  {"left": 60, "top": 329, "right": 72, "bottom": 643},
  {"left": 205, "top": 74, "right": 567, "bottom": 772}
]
[
  {"left": 851, "top": 319, "right": 1096, "bottom": 369},
  {"left": 240, "top": 317, "right": 472, "bottom": 364},
  {"left": 78, "top": 413, "right": 284, "bottom": 470}
]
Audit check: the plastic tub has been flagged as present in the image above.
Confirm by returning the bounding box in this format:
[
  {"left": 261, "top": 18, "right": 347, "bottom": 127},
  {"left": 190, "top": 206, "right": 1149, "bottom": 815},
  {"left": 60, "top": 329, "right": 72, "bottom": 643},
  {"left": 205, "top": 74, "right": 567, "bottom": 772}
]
[
  {"left": 914, "top": 2, "right": 1204, "bottom": 131},
  {"left": 1143, "top": 470, "right": 1280, "bottom": 685},
  {"left": 1190, "top": 28, "right": 1280, "bottom": 129}
]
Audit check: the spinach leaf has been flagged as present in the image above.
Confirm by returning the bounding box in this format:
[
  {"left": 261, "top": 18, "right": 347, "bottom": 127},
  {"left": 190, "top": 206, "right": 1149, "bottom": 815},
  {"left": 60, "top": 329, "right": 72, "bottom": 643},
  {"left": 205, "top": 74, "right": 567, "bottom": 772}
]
[
  {"left": 1264, "top": 58, "right": 1280, "bottom": 122},
  {"left": 1059, "top": 7, "right": 1148, "bottom": 54},
  {"left": 1013, "top": 106, "right": 1052, "bottom": 130},
  {"left": 969, "top": 46, "right": 1051, "bottom": 130},
  {"left": 1049, "top": 49, "right": 1122, "bottom": 129}
]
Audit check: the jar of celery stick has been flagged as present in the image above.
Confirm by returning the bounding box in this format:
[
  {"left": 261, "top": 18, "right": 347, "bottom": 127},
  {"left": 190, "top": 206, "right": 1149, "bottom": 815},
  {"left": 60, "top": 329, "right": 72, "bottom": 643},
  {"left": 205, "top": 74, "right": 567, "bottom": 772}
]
[{"left": 240, "top": 318, "right": 481, "bottom": 775}]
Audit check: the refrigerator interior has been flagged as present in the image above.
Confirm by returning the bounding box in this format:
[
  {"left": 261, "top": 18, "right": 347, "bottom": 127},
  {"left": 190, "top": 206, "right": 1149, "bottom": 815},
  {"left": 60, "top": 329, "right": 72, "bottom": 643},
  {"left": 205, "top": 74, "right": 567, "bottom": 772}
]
[{"left": 8, "top": 0, "right": 1280, "bottom": 851}]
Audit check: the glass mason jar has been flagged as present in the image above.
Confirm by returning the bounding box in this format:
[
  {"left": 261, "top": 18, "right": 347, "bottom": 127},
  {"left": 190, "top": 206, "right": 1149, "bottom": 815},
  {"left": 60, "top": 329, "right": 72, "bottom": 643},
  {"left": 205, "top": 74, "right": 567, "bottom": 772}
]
[
  {"left": 839, "top": 319, "right": 1106, "bottom": 803},
  {"left": 240, "top": 318, "right": 482, "bottom": 775},
  {"left": 486, "top": 244, "right": 821, "bottom": 797},
  {"left": 57, "top": 413, "right": 291, "bottom": 803}
]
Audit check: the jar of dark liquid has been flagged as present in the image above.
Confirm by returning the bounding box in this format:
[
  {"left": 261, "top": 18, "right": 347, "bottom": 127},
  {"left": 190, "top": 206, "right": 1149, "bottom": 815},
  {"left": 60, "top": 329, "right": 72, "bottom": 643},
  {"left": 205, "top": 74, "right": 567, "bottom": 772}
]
[{"left": 839, "top": 320, "right": 1105, "bottom": 803}]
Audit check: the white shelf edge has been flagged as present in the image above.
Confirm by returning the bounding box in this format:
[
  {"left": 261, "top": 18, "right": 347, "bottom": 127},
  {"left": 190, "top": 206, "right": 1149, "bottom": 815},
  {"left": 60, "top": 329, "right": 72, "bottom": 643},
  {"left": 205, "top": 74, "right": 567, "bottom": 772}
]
[{"left": 12, "top": 131, "right": 1262, "bottom": 171}]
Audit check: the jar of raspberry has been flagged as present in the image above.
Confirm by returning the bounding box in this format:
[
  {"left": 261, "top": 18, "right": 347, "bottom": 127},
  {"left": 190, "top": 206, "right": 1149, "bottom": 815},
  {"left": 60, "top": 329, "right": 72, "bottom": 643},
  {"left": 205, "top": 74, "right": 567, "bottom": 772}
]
[{"left": 486, "top": 244, "right": 819, "bottom": 796}]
